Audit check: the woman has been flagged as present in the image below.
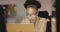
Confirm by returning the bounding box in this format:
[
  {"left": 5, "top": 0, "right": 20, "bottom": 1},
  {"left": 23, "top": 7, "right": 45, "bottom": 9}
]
[{"left": 21, "top": 0, "right": 47, "bottom": 32}]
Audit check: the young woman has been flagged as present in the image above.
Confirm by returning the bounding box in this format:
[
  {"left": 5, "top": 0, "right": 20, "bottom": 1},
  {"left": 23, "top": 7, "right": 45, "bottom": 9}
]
[{"left": 21, "top": 0, "right": 47, "bottom": 32}]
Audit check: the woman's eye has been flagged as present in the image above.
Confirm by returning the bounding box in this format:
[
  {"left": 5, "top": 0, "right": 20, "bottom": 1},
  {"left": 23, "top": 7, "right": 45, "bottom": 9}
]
[{"left": 27, "top": 13, "right": 37, "bottom": 16}]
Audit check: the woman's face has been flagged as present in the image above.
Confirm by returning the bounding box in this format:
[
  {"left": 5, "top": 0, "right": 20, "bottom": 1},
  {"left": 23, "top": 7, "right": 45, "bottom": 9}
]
[{"left": 26, "top": 7, "right": 38, "bottom": 21}]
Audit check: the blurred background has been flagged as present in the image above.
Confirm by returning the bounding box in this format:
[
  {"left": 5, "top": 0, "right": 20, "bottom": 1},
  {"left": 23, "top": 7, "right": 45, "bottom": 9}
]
[{"left": 0, "top": 0, "right": 56, "bottom": 23}]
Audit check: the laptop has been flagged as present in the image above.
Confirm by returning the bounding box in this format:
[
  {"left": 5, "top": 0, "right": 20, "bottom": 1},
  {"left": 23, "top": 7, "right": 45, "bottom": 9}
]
[{"left": 6, "top": 23, "right": 34, "bottom": 32}]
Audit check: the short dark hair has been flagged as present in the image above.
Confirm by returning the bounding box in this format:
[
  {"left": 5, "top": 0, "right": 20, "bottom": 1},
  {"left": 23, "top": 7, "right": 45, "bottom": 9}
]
[{"left": 24, "top": 0, "right": 41, "bottom": 9}]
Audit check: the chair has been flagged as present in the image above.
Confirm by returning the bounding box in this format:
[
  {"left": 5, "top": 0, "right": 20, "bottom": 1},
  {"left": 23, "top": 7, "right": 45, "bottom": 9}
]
[{"left": 38, "top": 11, "right": 49, "bottom": 18}]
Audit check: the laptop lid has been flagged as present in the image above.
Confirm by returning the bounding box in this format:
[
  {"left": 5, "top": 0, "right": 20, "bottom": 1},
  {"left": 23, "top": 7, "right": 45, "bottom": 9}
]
[{"left": 6, "top": 23, "right": 34, "bottom": 32}]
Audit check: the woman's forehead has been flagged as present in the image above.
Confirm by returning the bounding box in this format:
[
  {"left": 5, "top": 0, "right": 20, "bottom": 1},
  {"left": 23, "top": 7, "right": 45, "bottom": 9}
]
[
  {"left": 27, "top": 10, "right": 36, "bottom": 13},
  {"left": 26, "top": 7, "right": 38, "bottom": 14},
  {"left": 27, "top": 8, "right": 37, "bottom": 12},
  {"left": 27, "top": 7, "right": 37, "bottom": 10}
]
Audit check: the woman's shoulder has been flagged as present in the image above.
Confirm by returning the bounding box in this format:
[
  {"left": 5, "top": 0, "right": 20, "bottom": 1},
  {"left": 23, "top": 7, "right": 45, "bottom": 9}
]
[
  {"left": 38, "top": 17, "right": 47, "bottom": 25},
  {"left": 39, "top": 17, "right": 47, "bottom": 21},
  {"left": 39, "top": 17, "right": 46, "bottom": 20}
]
